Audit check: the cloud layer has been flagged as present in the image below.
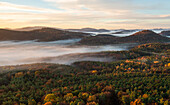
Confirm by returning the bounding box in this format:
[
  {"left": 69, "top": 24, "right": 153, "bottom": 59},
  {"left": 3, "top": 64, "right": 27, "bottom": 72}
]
[{"left": 0, "top": 0, "right": 170, "bottom": 29}]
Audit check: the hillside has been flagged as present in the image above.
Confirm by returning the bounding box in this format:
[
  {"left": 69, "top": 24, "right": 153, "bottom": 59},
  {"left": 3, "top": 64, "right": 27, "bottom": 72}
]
[
  {"left": 66, "top": 28, "right": 110, "bottom": 32},
  {"left": 0, "top": 28, "right": 89, "bottom": 41},
  {"left": 79, "top": 30, "right": 170, "bottom": 45},
  {"left": 79, "top": 35, "right": 118, "bottom": 45},
  {"left": 0, "top": 43, "right": 169, "bottom": 105},
  {"left": 112, "top": 29, "right": 137, "bottom": 34},
  {"left": 14, "top": 26, "right": 46, "bottom": 31},
  {"left": 160, "top": 30, "right": 170, "bottom": 36},
  {"left": 119, "top": 30, "right": 170, "bottom": 43}
]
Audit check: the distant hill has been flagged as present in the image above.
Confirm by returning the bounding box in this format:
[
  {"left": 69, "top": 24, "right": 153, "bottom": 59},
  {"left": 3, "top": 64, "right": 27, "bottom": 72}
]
[
  {"left": 1, "top": 28, "right": 169, "bottom": 44},
  {"left": 160, "top": 30, "right": 170, "bottom": 36},
  {"left": 112, "top": 29, "right": 137, "bottom": 34},
  {"left": 0, "top": 28, "right": 89, "bottom": 41},
  {"left": 96, "top": 34, "right": 114, "bottom": 37},
  {"left": 79, "top": 30, "right": 170, "bottom": 45},
  {"left": 79, "top": 35, "right": 118, "bottom": 45},
  {"left": 14, "top": 26, "right": 46, "bottom": 31},
  {"left": 66, "top": 28, "right": 110, "bottom": 32},
  {"left": 120, "top": 30, "right": 170, "bottom": 43}
]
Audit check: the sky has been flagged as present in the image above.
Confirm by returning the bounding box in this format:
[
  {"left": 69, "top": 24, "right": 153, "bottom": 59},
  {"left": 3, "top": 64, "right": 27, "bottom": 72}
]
[{"left": 0, "top": 0, "right": 170, "bottom": 29}]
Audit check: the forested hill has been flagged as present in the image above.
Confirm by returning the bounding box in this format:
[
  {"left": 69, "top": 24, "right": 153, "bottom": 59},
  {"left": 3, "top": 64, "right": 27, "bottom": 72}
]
[
  {"left": 0, "top": 43, "right": 169, "bottom": 105},
  {"left": 0, "top": 28, "right": 169, "bottom": 45},
  {"left": 0, "top": 28, "right": 89, "bottom": 41},
  {"left": 79, "top": 30, "right": 170, "bottom": 45},
  {"left": 161, "top": 30, "right": 170, "bottom": 36}
]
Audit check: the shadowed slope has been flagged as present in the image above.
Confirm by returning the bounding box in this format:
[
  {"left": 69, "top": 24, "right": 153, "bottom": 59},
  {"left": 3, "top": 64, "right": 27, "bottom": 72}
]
[
  {"left": 0, "top": 28, "right": 89, "bottom": 41},
  {"left": 79, "top": 30, "right": 170, "bottom": 45}
]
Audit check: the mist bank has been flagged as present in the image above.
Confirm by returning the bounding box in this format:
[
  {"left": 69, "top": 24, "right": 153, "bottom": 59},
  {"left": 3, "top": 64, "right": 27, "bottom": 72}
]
[
  {"left": 1, "top": 29, "right": 169, "bottom": 67},
  {"left": 16, "top": 52, "right": 117, "bottom": 65},
  {"left": 0, "top": 40, "right": 137, "bottom": 66}
]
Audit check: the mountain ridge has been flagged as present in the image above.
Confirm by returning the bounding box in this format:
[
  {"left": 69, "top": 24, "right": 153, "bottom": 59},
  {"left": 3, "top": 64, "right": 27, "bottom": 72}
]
[
  {"left": 0, "top": 28, "right": 89, "bottom": 41},
  {"left": 66, "top": 27, "right": 110, "bottom": 32},
  {"left": 79, "top": 30, "right": 170, "bottom": 45},
  {"left": 160, "top": 30, "right": 170, "bottom": 36}
]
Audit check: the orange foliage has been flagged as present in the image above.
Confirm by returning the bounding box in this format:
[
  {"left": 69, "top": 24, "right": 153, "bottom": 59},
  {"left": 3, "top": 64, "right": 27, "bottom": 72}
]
[
  {"left": 86, "top": 101, "right": 98, "bottom": 105},
  {"left": 154, "top": 61, "right": 159, "bottom": 64},
  {"left": 130, "top": 99, "right": 142, "bottom": 105},
  {"left": 15, "top": 94, "right": 21, "bottom": 97},
  {"left": 142, "top": 94, "right": 148, "bottom": 98},
  {"left": 91, "top": 70, "right": 98, "bottom": 74},
  {"left": 44, "top": 102, "right": 52, "bottom": 105},
  {"left": 15, "top": 72, "right": 24, "bottom": 78},
  {"left": 87, "top": 95, "right": 96, "bottom": 102}
]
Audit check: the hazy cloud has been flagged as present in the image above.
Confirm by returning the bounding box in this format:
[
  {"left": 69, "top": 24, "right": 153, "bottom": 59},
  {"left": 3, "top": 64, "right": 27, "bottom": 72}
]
[
  {"left": 0, "top": 0, "right": 170, "bottom": 29},
  {"left": 0, "top": 2, "right": 62, "bottom": 13}
]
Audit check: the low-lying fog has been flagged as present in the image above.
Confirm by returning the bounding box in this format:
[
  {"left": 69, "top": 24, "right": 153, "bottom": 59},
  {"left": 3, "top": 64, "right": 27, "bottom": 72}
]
[
  {"left": 89, "top": 29, "right": 167, "bottom": 37},
  {"left": 0, "top": 39, "right": 137, "bottom": 66}
]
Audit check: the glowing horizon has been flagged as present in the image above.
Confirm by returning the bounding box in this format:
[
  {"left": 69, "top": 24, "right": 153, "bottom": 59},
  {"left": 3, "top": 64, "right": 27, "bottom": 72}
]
[{"left": 0, "top": 0, "right": 170, "bottom": 29}]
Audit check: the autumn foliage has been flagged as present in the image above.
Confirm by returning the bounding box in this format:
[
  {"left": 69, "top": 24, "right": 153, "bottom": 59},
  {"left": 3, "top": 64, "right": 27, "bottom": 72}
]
[{"left": 0, "top": 43, "right": 169, "bottom": 105}]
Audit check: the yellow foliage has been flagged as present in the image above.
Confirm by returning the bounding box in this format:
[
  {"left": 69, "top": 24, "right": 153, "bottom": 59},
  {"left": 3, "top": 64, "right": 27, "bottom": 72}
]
[
  {"left": 116, "top": 66, "right": 119, "bottom": 69},
  {"left": 64, "top": 93, "right": 73, "bottom": 101},
  {"left": 35, "top": 71, "right": 41, "bottom": 76},
  {"left": 82, "top": 93, "right": 88, "bottom": 96},
  {"left": 64, "top": 93, "right": 73, "bottom": 98},
  {"left": 44, "top": 94, "right": 58, "bottom": 103},
  {"left": 15, "top": 72, "right": 24, "bottom": 78},
  {"left": 165, "top": 63, "right": 170, "bottom": 67},
  {"left": 160, "top": 98, "right": 164, "bottom": 104},
  {"left": 13, "top": 102, "right": 19, "bottom": 105},
  {"left": 70, "top": 101, "right": 74, "bottom": 105},
  {"left": 78, "top": 92, "right": 89, "bottom": 100},
  {"left": 117, "top": 91, "right": 122, "bottom": 97},
  {"left": 167, "top": 90, "right": 170, "bottom": 94},
  {"left": 164, "top": 100, "right": 169, "bottom": 105},
  {"left": 86, "top": 101, "right": 98, "bottom": 105}
]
